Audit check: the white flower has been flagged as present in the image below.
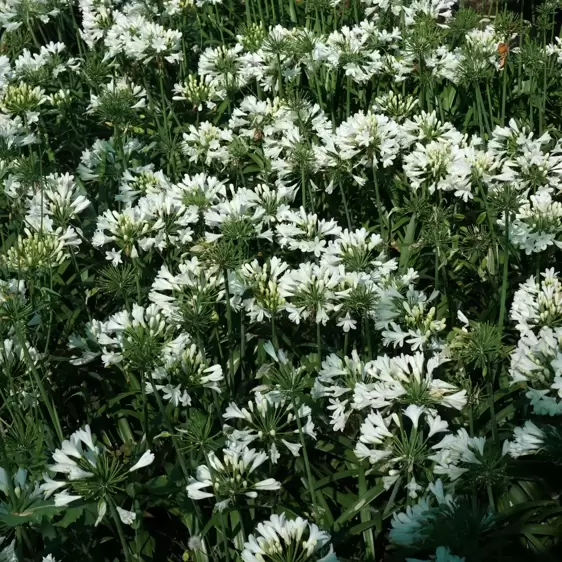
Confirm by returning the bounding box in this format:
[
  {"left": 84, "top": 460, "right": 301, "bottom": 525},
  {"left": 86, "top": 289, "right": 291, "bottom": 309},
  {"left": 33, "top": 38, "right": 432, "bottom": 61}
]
[
  {"left": 117, "top": 506, "right": 137, "bottom": 526},
  {"left": 129, "top": 450, "right": 155, "bottom": 473},
  {"left": 54, "top": 490, "right": 82, "bottom": 506},
  {"left": 105, "top": 248, "right": 123, "bottom": 266},
  {"left": 95, "top": 499, "right": 107, "bottom": 527}
]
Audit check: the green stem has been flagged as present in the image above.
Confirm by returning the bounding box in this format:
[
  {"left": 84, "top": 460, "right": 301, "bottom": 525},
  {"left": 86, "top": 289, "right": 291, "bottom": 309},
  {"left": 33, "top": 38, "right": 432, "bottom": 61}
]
[
  {"left": 487, "top": 376, "right": 498, "bottom": 445},
  {"left": 219, "top": 512, "right": 231, "bottom": 562},
  {"left": 487, "top": 482, "right": 496, "bottom": 513},
  {"left": 316, "top": 322, "right": 322, "bottom": 367},
  {"left": 109, "top": 498, "right": 132, "bottom": 562},
  {"left": 475, "top": 83, "right": 491, "bottom": 135},
  {"left": 301, "top": 167, "right": 307, "bottom": 212},
  {"left": 434, "top": 248, "right": 439, "bottom": 293},
  {"left": 364, "top": 313, "right": 373, "bottom": 359},
  {"left": 140, "top": 371, "right": 149, "bottom": 441},
  {"left": 339, "top": 181, "right": 352, "bottom": 230},
  {"left": 149, "top": 377, "right": 190, "bottom": 482},
  {"left": 501, "top": 57, "right": 508, "bottom": 125},
  {"left": 15, "top": 324, "right": 63, "bottom": 443},
  {"left": 271, "top": 315, "right": 279, "bottom": 347},
  {"left": 372, "top": 165, "right": 385, "bottom": 254},
  {"left": 358, "top": 466, "right": 376, "bottom": 560},
  {"left": 540, "top": 55, "right": 547, "bottom": 135},
  {"left": 498, "top": 203, "right": 510, "bottom": 331},
  {"left": 276, "top": 54, "right": 284, "bottom": 98},
  {"left": 223, "top": 269, "right": 235, "bottom": 389},
  {"left": 293, "top": 397, "right": 319, "bottom": 520},
  {"left": 346, "top": 74, "right": 351, "bottom": 118}
]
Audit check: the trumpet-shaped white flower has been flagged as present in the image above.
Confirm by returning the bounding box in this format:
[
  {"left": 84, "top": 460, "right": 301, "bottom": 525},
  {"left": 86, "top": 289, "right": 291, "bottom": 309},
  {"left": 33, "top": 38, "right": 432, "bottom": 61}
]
[{"left": 505, "top": 421, "right": 545, "bottom": 458}]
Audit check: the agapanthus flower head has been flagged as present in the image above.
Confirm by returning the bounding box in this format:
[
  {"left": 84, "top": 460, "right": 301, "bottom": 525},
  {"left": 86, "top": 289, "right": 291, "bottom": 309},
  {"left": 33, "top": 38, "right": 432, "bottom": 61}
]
[
  {"left": 14, "top": 42, "right": 79, "bottom": 84},
  {"left": 0, "top": 467, "right": 43, "bottom": 523},
  {"left": 94, "top": 303, "right": 181, "bottom": 370},
  {"left": 228, "top": 95, "right": 285, "bottom": 140},
  {"left": 150, "top": 258, "right": 223, "bottom": 333},
  {"left": 181, "top": 121, "right": 233, "bottom": 168},
  {"left": 92, "top": 206, "right": 150, "bottom": 260},
  {"left": 0, "top": 336, "right": 41, "bottom": 389},
  {"left": 172, "top": 73, "right": 221, "bottom": 111},
  {"left": 403, "top": 139, "right": 472, "bottom": 201},
  {"left": 373, "top": 90, "right": 418, "bottom": 122},
  {"left": 104, "top": 11, "right": 182, "bottom": 63},
  {"left": 390, "top": 479, "right": 494, "bottom": 556},
  {"left": 352, "top": 352, "right": 467, "bottom": 413},
  {"left": 237, "top": 257, "right": 288, "bottom": 323},
  {"left": 223, "top": 390, "right": 315, "bottom": 463},
  {"left": 0, "top": 0, "right": 62, "bottom": 31},
  {"left": 117, "top": 166, "right": 170, "bottom": 206},
  {"left": 1, "top": 82, "right": 47, "bottom": 123},
  {"left": 250, "top": 182, "right": 297, "bottom": 226},
  {"left": 401, "top": 110, "right": 463, "bottom": 147},
  {"left": 313, "top": 350, "right": 374, "bottom": 431},
  {"left": 170, "top": 172, "right": 227, "bottom": 217},
  {"left": 0, "top": 113, "right": 35, "bottom": 158},
  {"left": 241, "top": 513, "right": 338, "bottom": 562},
  {"left": 236, "top": 22, "right": 266, "bottom": 52},
  {"left": 148, "top": 339, "right": 223, "bottom": 407},
  {"left": 2, "top": 226, "right": 80, "bottom": 273},
  {"left": 505, "top": 421, "right": 545, "bottom": 458},
  {"left": 41, "top": 425, "right": 153, "bottom": 524},
  {"left": 87, "top": 77, "right": 146, "bottom": 128},
  {"left": 334, "top": 271, "right": 380, "bottom": 329},
  {"left": 376, "top": 278, "right": 446, "bottom": 351},
  {"left": 508, "top": 325, "right": 562, "bottom": 415},
  {"left": 355, "top": 407, "right": 451, "bottom": 492},
  {"left": 456, "top": 25, "right": 502, "bottom": 83},
  {"left": 489, "top": 118, "right": 551, "bottom": 161},
  {"left": 276, "top": 207, "right": 342, "bottom": 257},
  {"left": 325, "top": 24, "right": 382, "bottom": 83},
  {"left": 198, "top": 43, "right": 247, "bottom": 92},
  {"left": 186, "top": 445, "right": 281, "bottom": 508},
  {"left": 25, "top": 172, "right": 90, "bottom": 229},
  {"left": 430, "top": 428, "right": 507, "bottom": 490},
  {"left": 449, "top": 319, "right": 504, "bottom": 370},
  {"left": 161, "top": 0, "right": 196, "bottom": 14},
  {"left": 258, "top": 342, "right": 315, "bottom": 397},
  {"left": 203, "top": 186, "right": 271, "bottom": 245},
  {"left": 507, "top": 190, "right": 562, "bottom": 255},
  {"left": 510, "top": 268, "right": 562, "bottom": 335},
  {"left": 323, "top": 227, "right": 386, "bottom": 273},
  {"left": 335, "top": 110, "right": 402, "bottom": 168},
  {"left": 279, "top": 262, "right": 343, "bottom": 326}
]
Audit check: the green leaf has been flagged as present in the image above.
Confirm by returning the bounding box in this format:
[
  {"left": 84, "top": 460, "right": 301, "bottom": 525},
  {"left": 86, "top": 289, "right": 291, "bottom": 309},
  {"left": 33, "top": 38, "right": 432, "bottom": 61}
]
[
  {"left": 314, "top": 469, "right": 358, "bottom": 490},
  {"left": 333, "top": 480, "right": 385, "bottom": 529},
  {"left": 399, "top": 214, "right": 416, "bottom": 274},
  {"left": 54, "top": 506, "right": 84, "bottom": 528}
]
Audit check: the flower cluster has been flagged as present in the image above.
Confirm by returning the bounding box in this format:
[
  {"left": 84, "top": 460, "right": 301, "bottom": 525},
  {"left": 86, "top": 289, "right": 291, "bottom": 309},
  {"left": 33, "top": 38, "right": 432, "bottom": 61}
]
[{"left": 1, "top": 0, "right": 562, "bottom": 561}]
